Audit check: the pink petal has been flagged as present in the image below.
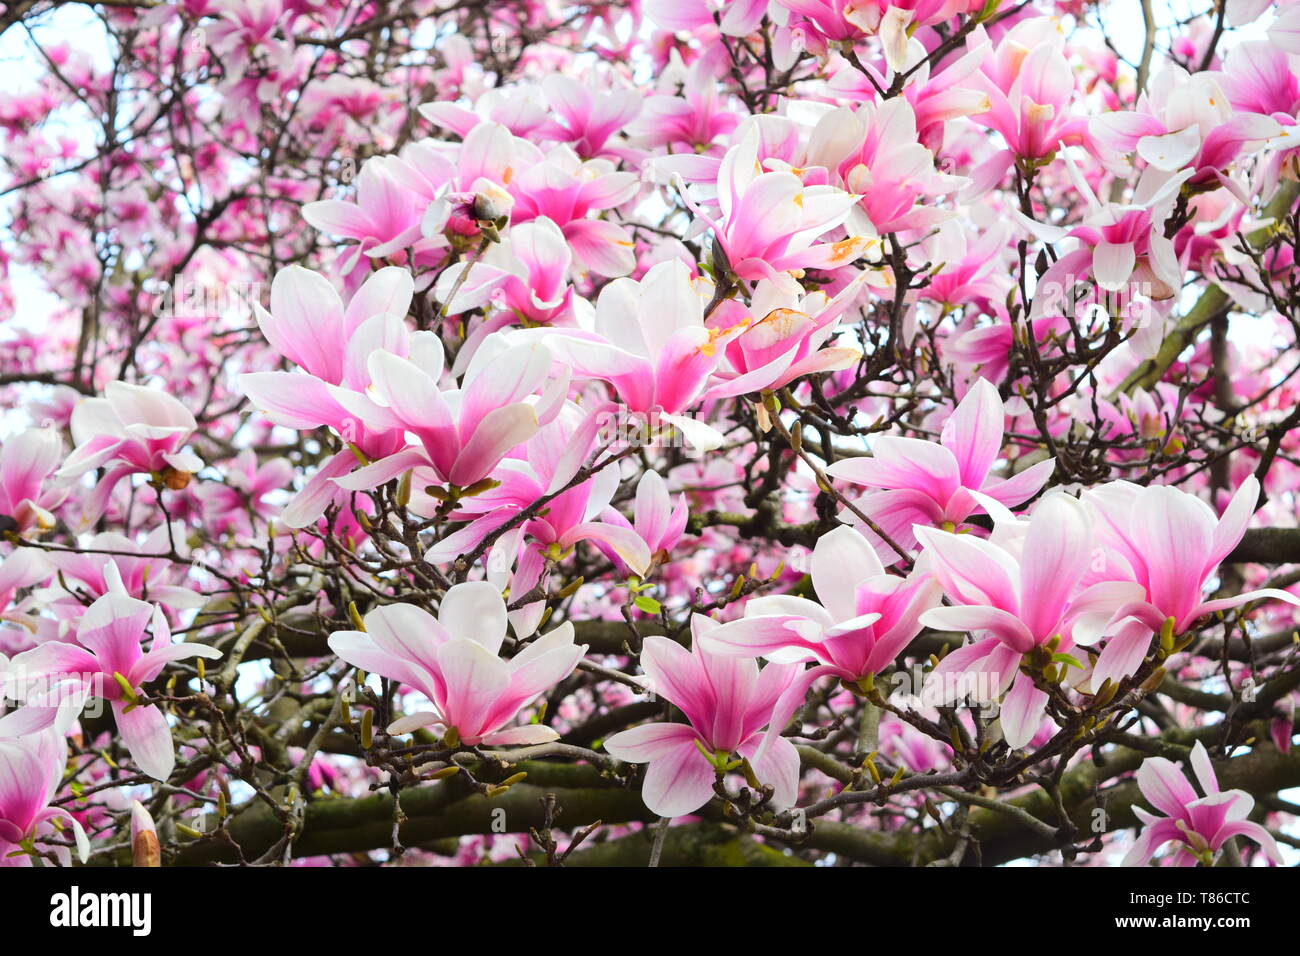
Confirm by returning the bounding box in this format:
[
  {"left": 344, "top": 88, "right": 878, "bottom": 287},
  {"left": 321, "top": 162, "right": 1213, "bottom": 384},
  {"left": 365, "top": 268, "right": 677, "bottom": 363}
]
[
  {"left": 433, "top": 639, "right": 511, "bottom": 740},
  {"left": 1136, "top": 755, "right": 1199, "bottom": 818},
  {"left": 811, "top": 525, "right": 885, "bottom": 621},
  {"left": 113, "top": 700, "right": 175, "bottom": 781},
  {"left": 1000, "top": 672, "right": 1048, "bottom": 749},
  {"left": 941, "top": 378, "right": 1004, "bottom": 488}
]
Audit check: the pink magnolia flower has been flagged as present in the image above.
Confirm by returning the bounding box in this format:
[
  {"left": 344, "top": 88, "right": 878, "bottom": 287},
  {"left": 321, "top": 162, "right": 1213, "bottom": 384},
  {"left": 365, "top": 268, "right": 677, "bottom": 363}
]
[
  {"left": 423, "top": 406, "right": 654, "bottom": 634},
  {"left": 1088, "top": 65, "right": 1282, "bottom": 189},
  {"left": 0, "top": 728, "right": 88, "bottom": 867},
  {"left": 408, "top": 121, "right": 520, "bottom": 243},
  {"left": 964, "top": 17, "right": 1087, "bottom": 190},
  {"left": 705, "top": 524, "right": 941, "bottom": 749},
  {"left": 535, "top": 74, "right": 641, "bottom": 159},
  {"left": 920, "top": 218, "right": 1016, "bottom": 310},
  {"left": 0, "top": 428, "right": 67, "bottom": 538},
  {"left": 828, "top": 34, "right": 993, "bottom": 154},
  {"left": 681, "top": 128, "right": 873, "bottom": 292},
  {"left": 916, "top": 494, "right": 1142, "bottom": 747},
  {"left": 10, "top": 591, "right": 222, "bottom": 781},
  {"left": 704, "top": 273, "right": 866, "bottom": 399},
  {"left": 302, "top": 155, "right": 439, "bottom": 268},
  {"left": 830, "top": 98, "right": 965, "bottom": 237},
  {"left": 195, "top": 447, "right": 294, "bottom": 539},
  {"left": 37, "top": 526, "right": 204, "bottom": 612},
  {"left": 1083, "top": 475, "right": 1300, "bottom": 638},
  {"left": 1213, "top": 41, "right": 1300, "bottom": 124},
  {"left": 1124, "top": 740, "right": 1283, "bottom": 866},
  {"left": 239, "top": 264, "right": 414, "bottom": 528},
  {"left": 519, "top": 258, "right": 747, "bottom": 450},
  {"left": 626, "top": 57, "right": 740, "bottom": 154},
  {"left": 772, "top": 0, "right": 872, "bottom": 44},
  {"left": 327, "top": 581, "right": 586, "bottom": 745},
  {"left": 330, "top": 333, "right": 568, "bottom": 492},
  {"left": 508, "top": 158, "right": 639, "bottom": 279},
  {"left": 603, "top": 617, "right": 802, "bottom": 818},
  {"left": 433, "top": 216, "right": 578, "bottom": 324},
  {"left": 57, "top": 381, "right": 204, "bottom": 529},
  {"left": 594, "top": 470, "right": 691, "bottom": 574},
  {"left": 1019, "top": 162, "right": 1189, "bottom": 360},
  {"left": 824, "top": 379, "right": 1056, "bottom": 554},
  {"left": 917, "top": 494, "right": 1136, "bottom": 653},
  {"left": 778, "top": 1, "right": 976, "bottom": 67},
  {"left": 240, "top": 264, "right": 413, "bottom": 457},
  {"left": 707, "top": 524, "right": 939, "bottom": 680},
  {"left": 420, "top": 89, "right": 552, "bottom": 142}
]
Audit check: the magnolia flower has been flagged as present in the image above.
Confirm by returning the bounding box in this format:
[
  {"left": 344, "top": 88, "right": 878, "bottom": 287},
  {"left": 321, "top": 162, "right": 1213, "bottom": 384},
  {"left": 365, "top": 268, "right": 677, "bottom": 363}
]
[
  {"left": 0, "top": 428, "right": 67, "bottom": 537},
  {"left": 507, "top": 144, "right": 639, "bottom": 276},
  {"left": 0, "top": 728, "right": 88, "bottom": 867},
  {"left": 536, "top": 74, "right": 641, "bottom": 158},
  {"left": 57, "top": 382, "right": 203, "bottom": 529},
  {"left": 705, "top": 525, "right": 940, "bottom": 751},
  {"left": 626, "top": 57, "right": 739, "bottom": 154},
  {"left": 603, "top": 618, "right": 801, "bottom": 818},
  {"left": 328, "top": 581, "right": 586, "bottom": 745},
  {"left": 825, "top": 379, "right": 1056, "bottom": 554},
  {"left": 1088, "top": 65, "right": 1282, "bottom": 188},
  {"left": 422, "top": 405, "right": 652, "bottom": 636},
  {"left": 239, "top": 264, "right": 414, "bottom": 460},
  {"left": 36, "top": 527, "right": 203, "bottom": 611},
  {"left": 704, "top": 273, "right": 866, "bottom": 400},
  {"left": 1124, "top": 741, "right": 1283, "bottom": 867},
  {"left": 437, "top": 217, "right": 576, "bottom": 324},
  {"left": 830, "top": 98, "right": 964, "bottom": 237},
  {"left": 595, "top": 469, "right": 691, "bottom": 573},
  {"left": 682, "top": 128, "right": 873, "bottom": 292},
  {"left": 194, "top": 447, "right": 294, "bottom": 539},
  {"left": 917, "top": 494, "right": 1143, "bottom": 748},
  {"left": 1020, "top": 162, "right": 1189, "bottom": 358},
  {"left": 516, "top": 258, "right": 746, "bottom": 450},
  {"left": 330, "top": 334, "right": 568, "bottom": 492},
  {"left": 240, "top": 265, "right": 415, "bottom": 527},
  {"left": 965, "top": 17, "right": 1087, "bottom": 192},
  {"left": 1083, "top": 475, "right": 1300, "bottom": 637},
  {"left": 302, "top": 155, "right": 437, "bottom": 268},
  {"left": 918, "top": 495, "right": 1142, "bottom": 654},
  {"left": 9, "top": 591, "right": 222, "bottom": 781},
  {"left": 776, "top": 0, "right": 970, "bottom": 68}
]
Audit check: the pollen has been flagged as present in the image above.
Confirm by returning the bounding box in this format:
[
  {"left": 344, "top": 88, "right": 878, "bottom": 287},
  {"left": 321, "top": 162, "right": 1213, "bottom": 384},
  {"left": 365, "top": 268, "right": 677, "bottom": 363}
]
[
  {"left": 830, "top": 237, "right": 862, "bottom": 262},
  {"left": 700, "top": 319, "right": 749, "bottom": 357}
]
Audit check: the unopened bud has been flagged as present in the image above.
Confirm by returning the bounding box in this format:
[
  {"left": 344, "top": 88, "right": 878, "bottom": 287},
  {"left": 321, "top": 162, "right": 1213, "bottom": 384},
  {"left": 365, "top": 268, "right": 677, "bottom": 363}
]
[{"left": 130, "top": 801, "right": 160, "bottom": 868}]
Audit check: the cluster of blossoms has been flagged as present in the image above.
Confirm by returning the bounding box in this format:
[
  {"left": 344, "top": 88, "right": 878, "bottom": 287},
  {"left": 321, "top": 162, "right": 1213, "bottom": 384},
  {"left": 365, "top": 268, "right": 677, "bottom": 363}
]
[{"left": 1, "top": 0, "right": 1299, "bottom": 869}]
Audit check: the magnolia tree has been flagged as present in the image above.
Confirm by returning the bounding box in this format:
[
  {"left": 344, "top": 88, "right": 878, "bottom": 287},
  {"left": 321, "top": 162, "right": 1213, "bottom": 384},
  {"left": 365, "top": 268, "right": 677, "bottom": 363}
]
[{"left": 2, "top": 0, "right": 1300, "bottom": 870}]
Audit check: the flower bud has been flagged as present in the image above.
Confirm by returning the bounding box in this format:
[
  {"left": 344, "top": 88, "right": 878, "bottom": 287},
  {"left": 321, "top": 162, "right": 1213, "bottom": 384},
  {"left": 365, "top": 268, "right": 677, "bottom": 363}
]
[{"left": 131, "top": 801, "right": 160, "bottom": 868}]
